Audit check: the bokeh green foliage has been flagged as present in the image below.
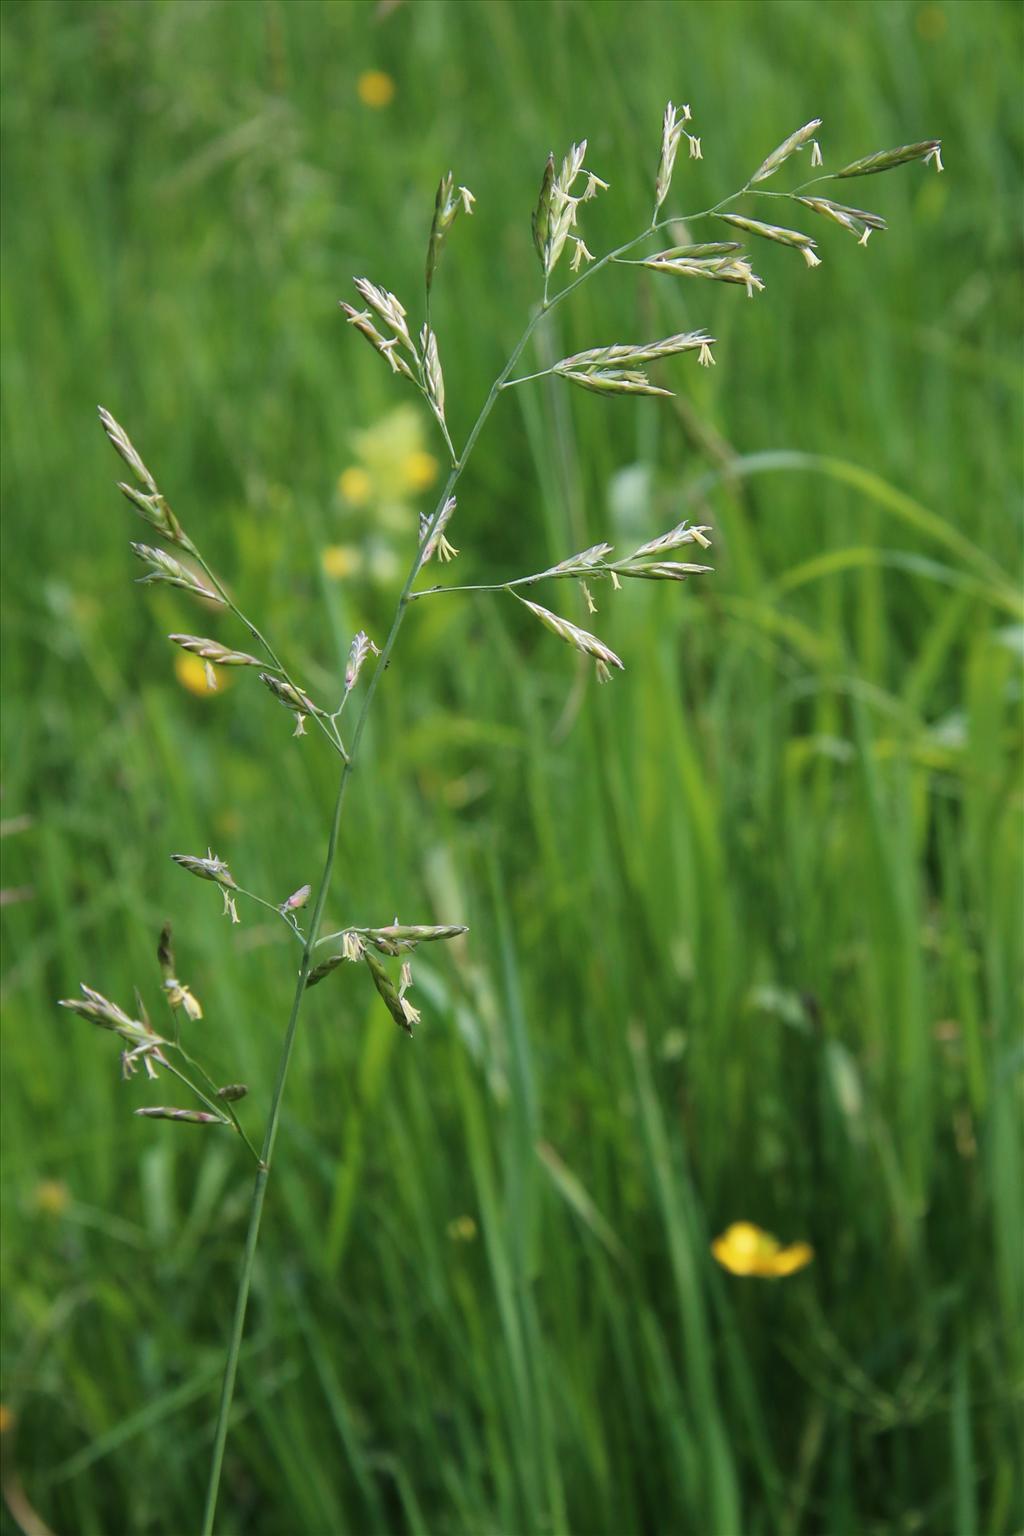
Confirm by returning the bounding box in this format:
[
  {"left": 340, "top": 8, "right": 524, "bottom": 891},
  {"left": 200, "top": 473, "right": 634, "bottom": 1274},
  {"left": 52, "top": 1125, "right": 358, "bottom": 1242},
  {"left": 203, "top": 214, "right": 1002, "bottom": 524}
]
[{"left": 1, "top": 1, "right": 1021, "bottom": 1532}]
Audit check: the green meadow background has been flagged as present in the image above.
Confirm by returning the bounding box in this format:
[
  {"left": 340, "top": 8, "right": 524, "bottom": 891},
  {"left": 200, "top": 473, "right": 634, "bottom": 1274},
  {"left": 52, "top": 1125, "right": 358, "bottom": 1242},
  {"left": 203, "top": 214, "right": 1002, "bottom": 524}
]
[{"left": 2, "top": 1, "right": 1021, "bottom": 1532}]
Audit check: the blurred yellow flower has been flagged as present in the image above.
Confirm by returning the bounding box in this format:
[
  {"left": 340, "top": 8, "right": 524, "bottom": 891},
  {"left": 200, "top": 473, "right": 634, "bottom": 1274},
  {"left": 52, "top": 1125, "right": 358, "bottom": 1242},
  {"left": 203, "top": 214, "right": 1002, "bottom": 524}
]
[
  {"left": 33, "top": 1179, "right": 70, "bottom": 1217},
  {"left": 322, "top": 544, "right": 364, "bottom": 580},
  {"left": 357, "top": 70, "right": 395, "bottom": 108},
  {"left": 338, "top": 466, "right": 373, "bottom": 506},
  {"left": 711, "top": 1222, "right": 813, "bottom": 1279},
  {"left": 446, "top": 1215, "right": 477, "bottom": 1243},
  {"left": 175, "top": 653, "right": 229, "bottom": 697},
  {"left": 401, "top": 449, "right": 439, "bottom": 493}
]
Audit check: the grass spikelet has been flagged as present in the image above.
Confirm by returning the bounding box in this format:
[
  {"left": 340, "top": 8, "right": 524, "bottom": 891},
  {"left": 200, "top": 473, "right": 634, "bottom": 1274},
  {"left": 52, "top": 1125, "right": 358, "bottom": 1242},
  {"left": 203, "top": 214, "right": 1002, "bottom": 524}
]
[
  {"left": 835, "top": 139, "right": 942, "bottom": 177},
  {"left": 516, "top": 594, "right": 625, "bottom": 681},
  {"left": 750, "top": 118, "right": 823, "bottom": 183}
]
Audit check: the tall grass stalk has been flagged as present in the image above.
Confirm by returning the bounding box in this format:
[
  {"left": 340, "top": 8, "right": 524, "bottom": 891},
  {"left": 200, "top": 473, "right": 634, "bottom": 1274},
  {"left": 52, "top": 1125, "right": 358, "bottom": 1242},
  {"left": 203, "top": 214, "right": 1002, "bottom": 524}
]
[{"left": 59, "top": 106, "right": 942, "bottom": 1532}]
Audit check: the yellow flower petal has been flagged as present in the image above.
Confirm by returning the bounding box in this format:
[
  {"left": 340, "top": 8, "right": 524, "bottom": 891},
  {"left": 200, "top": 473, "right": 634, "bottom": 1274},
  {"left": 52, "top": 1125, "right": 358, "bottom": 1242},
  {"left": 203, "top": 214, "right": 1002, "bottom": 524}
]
[
  {"left": 401, "top": 449, "right": 439, "bottom": 493},
  {"left": 321, "top": 544, "right": 364, "bottom": 580},
  {"left": 175, "top": 653, "right": 229, "bottom": 697},
  {"left": 357, "top": 70, "right": 395, "bottom": 109},
  {"left": 712, "top": 1221, "right": 813, "bottom": 1279},
  {"left": 338, "top": 465, "right": 373, "bottom": 506},
  {"left": 446, "top": 1215, "right": 477, "bottom": 1242},
  {"left": 33, "top": 1179, "right": 70, "bottom": 1217},
  {"left": 770, "top": 1242, "right": 814, "bottom": 1277}
]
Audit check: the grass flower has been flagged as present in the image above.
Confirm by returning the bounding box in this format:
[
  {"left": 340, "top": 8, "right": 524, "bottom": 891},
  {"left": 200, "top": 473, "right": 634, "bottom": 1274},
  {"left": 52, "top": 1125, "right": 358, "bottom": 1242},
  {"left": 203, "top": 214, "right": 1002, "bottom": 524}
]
[{"left": 711, "top": 1222, "right": 814, "bottom": 1278}]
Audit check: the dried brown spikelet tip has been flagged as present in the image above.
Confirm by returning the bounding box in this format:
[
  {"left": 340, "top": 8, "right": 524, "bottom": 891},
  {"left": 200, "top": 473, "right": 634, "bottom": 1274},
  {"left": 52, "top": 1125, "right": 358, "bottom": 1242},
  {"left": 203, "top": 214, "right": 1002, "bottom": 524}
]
[
  {"left": 168, "top": 635, "right": 262, "bottom": 668},
  {"left": 156, "top": 924, "right": 203, "bottom": 1018},
  {"left": 517, "top": 595, "right": 624, "bottom": 683},
  {"left": 157, "top": 921, "right": 176, "bottom": 980},
  {"left": 750, "top": 119, "right": 823, "bottom": 184},
  {"left": 836, "top": 140, "right": 941, "bottom": 178}
]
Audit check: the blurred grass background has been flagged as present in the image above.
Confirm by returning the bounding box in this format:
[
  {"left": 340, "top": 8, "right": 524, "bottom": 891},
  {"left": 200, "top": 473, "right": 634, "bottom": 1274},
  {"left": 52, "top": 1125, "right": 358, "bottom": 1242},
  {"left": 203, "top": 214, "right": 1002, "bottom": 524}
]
[{"left": 1, "top": 1, "right": 1021, "bottom": 1532}]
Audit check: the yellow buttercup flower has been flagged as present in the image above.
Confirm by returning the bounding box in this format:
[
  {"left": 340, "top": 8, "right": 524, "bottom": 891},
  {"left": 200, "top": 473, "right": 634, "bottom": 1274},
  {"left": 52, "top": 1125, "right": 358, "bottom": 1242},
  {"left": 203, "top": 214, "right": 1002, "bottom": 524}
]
[
  {"left": 175, "top": 652, "right": 230, "bottom": 697},
  {"left": 711, "top": 1222, "right": 813, "bottom": 1279},
  {"left": 400, "top": 449, "right": 439, "bottom": 493},
  {"left": 321, "top": 544, "right": 364, "bottom": 580},
  {"left": 33, "top": 1179, "right": 70, "bottom": 1217},
  {"left": 338, "top": 466, "right": 373, "bottom": 506},
  {"left": 357, "top": 70, "right": 395, "bottom": 109}
]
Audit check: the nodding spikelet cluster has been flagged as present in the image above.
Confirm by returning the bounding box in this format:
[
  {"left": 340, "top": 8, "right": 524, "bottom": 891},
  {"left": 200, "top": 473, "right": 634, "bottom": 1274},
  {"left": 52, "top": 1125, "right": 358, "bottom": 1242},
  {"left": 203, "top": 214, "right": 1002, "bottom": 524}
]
[
  {"left": 306, "top": 922, "right": 467, "bottom": 1039},
  {"left": 553, "top": 331, "right": 716, "bottom": 395},
  {"left": 171, "top": 850, "right": 240, "bottom": 922},
  {"left": 420, "top": 496, "right": 459, "bottom": 563},
  {"left": 532, "top": 139, "right": 609, "bottom": 277}
]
